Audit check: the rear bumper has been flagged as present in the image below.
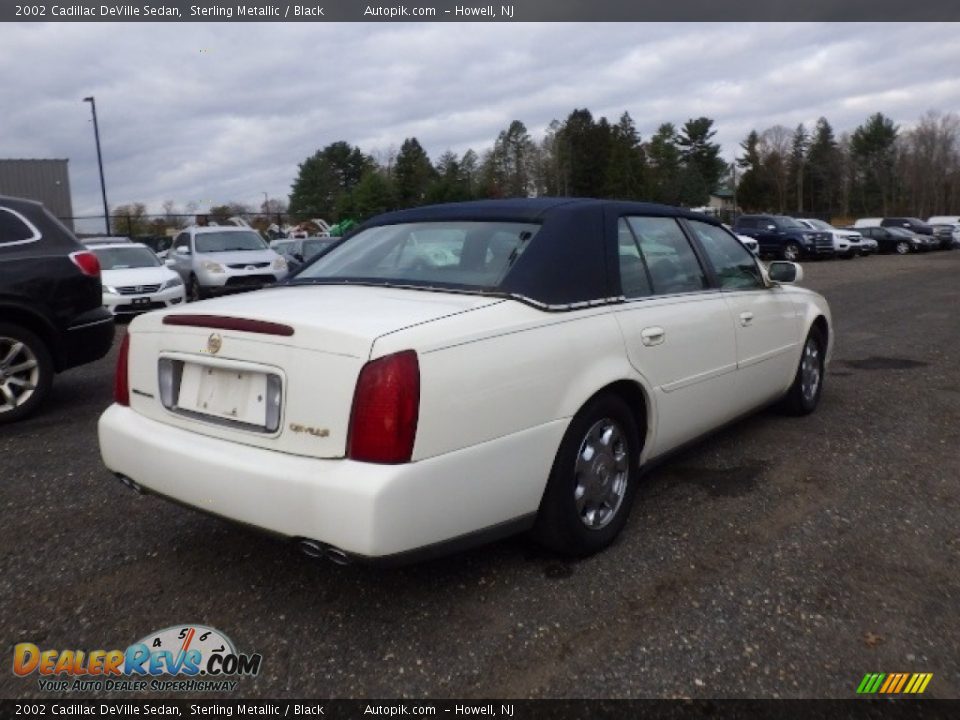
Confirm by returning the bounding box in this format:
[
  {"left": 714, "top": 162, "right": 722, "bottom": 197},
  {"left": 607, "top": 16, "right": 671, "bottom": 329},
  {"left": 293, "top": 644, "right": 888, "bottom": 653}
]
[
  {"left": 98, "top": 405, "right": 564, "bottom": 559},
  {"left": 63, "top": 308, "right": 115, "bottom": 370}
]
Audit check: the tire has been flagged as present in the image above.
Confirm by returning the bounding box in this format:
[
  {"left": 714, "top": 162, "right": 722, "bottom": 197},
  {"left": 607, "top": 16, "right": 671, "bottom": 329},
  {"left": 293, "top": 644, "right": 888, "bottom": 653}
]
[
  {"left": 841, "top": 251, "right": 856, "bottom": 260},
  {"left": 188, "top": 275, "right": 205, "bottom": 302},
  {"left": 533, "top": 393, "right": 642, "bottom": 557},
  {"left": 895, "top": 241, "right": 910, "bottom": 255},
  {"left": 0, "top": 323, "right": 54, "bottom": 424},
  {"left": 778, "top": 326, "right": 826, "bottom": 417},
  {"left": 781, "top": 242, "right": 801, "bottom": 262}
]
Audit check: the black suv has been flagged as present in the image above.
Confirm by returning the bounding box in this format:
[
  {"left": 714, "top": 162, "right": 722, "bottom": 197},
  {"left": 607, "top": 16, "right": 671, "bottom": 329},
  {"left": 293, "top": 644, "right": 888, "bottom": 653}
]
[
  {"left": 880, "top": 217, "right": 935, "bottom": 238},
  {"left": 733, "top": 214, "right": 834, "bottom": 261},
  {"left": 0, "top": 195, "right": 115, "bottom": 423}
]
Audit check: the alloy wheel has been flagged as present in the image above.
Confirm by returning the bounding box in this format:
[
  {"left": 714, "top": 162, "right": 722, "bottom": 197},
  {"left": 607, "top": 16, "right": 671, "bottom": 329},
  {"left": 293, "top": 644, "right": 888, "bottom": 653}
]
[{"left": 0, "top": 337, "right": 40, "bottom": 414}]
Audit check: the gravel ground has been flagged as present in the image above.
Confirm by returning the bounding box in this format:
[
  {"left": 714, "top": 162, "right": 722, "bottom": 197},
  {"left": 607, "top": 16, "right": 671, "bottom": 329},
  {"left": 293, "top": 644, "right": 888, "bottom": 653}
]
[{"left": 2, "top": 250, "right": 958, "bottom": 700}]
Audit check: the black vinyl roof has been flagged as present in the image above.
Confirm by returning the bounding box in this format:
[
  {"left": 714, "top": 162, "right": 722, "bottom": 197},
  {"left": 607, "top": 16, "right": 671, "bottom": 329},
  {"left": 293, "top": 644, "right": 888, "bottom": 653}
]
[
  {"left": 318, "top": 198, "right": 725, "bottom": 308},
  {"left": 365, "top": 197, "right": 721, "bottom": 226}
]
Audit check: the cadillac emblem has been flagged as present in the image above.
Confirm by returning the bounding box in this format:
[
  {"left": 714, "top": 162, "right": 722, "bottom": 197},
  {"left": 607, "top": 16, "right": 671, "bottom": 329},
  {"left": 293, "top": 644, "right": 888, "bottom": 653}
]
[{"left": 207, "top": 333, "right": 222, "bottom": 354}]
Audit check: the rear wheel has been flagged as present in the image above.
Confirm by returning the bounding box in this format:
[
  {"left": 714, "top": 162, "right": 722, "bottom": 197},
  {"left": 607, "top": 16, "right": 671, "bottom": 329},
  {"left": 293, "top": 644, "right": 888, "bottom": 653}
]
[
  {"left": 779, "top": 326, "right": 826, "bottom": 416},
  {"left": 895, "top": 241, "right": 910, "bottom": 255},
  {"left": 533, "top": 394, "right": 641, "bottom": 557},
  {"left": 0, "top": 323, "right": 54, "bottom": 424}
]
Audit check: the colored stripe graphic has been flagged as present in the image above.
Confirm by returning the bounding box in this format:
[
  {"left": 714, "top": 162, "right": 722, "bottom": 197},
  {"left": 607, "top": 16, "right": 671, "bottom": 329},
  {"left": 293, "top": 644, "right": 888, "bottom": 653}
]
[{"left": 857, "top": 672, "right": 932, "bottom": 694}]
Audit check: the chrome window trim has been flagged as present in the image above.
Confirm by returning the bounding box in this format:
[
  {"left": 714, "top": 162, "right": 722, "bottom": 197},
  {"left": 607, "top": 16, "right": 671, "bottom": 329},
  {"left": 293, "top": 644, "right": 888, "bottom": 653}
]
[{"left": 0, "top": 207, "right": 42, "bottom": 247}]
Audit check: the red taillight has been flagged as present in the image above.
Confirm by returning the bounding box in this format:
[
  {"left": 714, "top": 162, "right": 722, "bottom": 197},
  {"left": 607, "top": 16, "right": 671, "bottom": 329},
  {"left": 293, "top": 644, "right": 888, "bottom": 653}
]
[
  {"left": 114, "top": 333, "right": 130, "bottom": 406},
  {"left": 70, "top": 250, "right": 101, "bottom": 278},
  {"left": 347, "top": 350, "right": 420, "bottom": 464}
]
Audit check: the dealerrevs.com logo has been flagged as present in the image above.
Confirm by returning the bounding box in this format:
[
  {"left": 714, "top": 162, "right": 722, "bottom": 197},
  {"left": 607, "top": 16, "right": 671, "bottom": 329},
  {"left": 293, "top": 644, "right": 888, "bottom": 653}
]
[{"left": 13, "top": 625, "right": 262, "bottom": 693}]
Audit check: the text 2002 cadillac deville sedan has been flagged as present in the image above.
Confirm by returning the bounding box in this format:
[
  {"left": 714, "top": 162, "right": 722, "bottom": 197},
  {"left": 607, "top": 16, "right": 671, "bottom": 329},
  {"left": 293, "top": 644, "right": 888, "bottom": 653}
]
[{"left": 99, "top": 199, "right": 832, "bottom": 563}]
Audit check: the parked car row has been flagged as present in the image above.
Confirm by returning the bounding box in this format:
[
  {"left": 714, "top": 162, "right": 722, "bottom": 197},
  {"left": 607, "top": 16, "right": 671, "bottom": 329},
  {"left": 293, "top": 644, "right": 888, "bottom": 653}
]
[{"left": 733, "top": 213, "right": 958, "bottom": 260}]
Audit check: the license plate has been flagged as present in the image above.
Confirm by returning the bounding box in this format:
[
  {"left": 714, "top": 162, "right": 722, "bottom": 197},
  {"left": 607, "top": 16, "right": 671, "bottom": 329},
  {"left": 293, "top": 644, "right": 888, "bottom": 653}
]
[
  {"left": 132, "top": 297, "right": 152, "bottom": 305},
  {"left": 177, "top": 364, "right": 268, "bottom": 426}
]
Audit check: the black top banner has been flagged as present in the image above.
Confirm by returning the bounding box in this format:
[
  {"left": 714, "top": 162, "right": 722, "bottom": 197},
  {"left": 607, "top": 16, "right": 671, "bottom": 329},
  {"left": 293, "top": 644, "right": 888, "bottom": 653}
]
[
  {"left": 1, "top": 700, "right": 960, "bottom": 719},
  {"left": 3, "top": 0, "right": 960, "bottom": 22}
]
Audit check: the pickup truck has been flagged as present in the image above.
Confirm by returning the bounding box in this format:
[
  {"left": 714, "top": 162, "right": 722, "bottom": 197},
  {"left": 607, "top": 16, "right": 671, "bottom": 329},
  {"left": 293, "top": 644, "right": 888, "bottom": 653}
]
[{"left": 733, "top": 214, "right": 834, "bottom": 261}]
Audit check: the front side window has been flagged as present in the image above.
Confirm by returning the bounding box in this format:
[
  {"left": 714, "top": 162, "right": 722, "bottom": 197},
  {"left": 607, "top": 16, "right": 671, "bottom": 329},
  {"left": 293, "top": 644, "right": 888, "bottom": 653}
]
[
  {"left": 295, "top": 221, "right": 540, "bottom": 290},
  {"left": 626, "top": 216, "right": 706, "bottom": 295},
  {"left": 688, "top": 220, "right": 764, "bottom": 290},
  {"left": 194, "top": 231, "right": 266, "bottom": 253}
]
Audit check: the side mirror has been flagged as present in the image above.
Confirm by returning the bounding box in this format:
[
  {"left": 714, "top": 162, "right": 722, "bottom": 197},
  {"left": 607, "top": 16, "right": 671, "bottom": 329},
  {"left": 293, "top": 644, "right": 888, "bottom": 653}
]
[
  {"left": 768, "top": 261, "right": 803, "bottom": 284},
  {"left": 163, "top": 257, "right": 176, "bottom": 267},
  {"left": 765, "top": 224, "right": 777, "bottom": 231},
  {"left": 176, "top": 245, "right": 190, "bottom": 255}
]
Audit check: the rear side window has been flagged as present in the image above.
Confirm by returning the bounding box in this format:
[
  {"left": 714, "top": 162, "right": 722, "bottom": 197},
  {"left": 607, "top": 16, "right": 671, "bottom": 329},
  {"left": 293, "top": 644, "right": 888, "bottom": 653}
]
[
  {"left": 617, "top": 218, "right": 652, "bottom": 298},
  {"left": 0, "top": 207, "right": 40, "bottom": 247},
  {"left": 736, "top": 217, "right": 757, "bottom": 229},
  {"left": 688, "top": 220, "right": 764, "bottom": 290},
  {"left": 626, "top": 216, "right": 707, "bottom": 296}
]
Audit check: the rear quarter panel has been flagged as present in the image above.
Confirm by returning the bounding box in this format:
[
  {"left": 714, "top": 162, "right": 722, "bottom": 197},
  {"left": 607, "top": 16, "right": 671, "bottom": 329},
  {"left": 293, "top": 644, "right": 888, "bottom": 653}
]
[{"left": 372, "top": 301, "right": 654, "bottom": 464}]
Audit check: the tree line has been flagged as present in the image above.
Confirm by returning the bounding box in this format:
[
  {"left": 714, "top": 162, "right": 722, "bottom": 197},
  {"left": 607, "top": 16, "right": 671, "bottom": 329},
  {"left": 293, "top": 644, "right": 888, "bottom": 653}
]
[
  {"left": 737, "top": 110, "right": 960, "bottom": 219},
  {"left": 288, "top": 108, "right": 960, "bottom": 225},
  {"left": 109, "top": 107, "right": 960, "bottom": 236}
]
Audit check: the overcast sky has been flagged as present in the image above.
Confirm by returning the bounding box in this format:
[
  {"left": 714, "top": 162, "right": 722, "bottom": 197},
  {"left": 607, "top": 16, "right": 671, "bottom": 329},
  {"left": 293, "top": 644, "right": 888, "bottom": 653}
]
[{"left": 2, "top": 22, "right": 959, "bottom": 224}]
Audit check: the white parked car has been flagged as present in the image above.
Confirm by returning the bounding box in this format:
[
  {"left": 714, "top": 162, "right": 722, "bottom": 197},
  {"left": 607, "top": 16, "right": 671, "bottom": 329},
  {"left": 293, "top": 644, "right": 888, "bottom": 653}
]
[
  {"left": 797, "top": 219, "right": 862, "bottom": 258},
  {"left": 723, "top": 223, "right": 759, "bottom": 255},
  {"left": 89, "top": 242, "right": 186, "bottom": 316},
  {"left": 99, "top": 199, "right": 832, "bottom": 563},
  {"left": 927, "top": 216, "right": 960, "bottom": 247}
]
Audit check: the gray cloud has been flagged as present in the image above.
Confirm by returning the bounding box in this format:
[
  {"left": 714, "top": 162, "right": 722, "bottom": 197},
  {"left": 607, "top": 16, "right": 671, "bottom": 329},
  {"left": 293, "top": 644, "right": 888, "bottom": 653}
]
[{"left": 1, "top": 22, "right": 958, "bottom": 222}]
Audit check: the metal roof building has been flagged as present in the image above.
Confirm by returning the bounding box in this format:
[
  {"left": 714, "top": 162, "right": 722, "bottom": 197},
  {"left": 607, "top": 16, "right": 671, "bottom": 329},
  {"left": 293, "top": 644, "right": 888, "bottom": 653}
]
[{"left": 0, "top": 159, "right": 75, "bottom": 230}]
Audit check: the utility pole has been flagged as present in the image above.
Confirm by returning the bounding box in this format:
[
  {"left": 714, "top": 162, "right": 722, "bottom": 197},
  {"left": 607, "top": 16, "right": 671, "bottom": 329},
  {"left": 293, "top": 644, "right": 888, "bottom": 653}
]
[{"left": 83, "top": 96, "right": 111, "bottom": 235}]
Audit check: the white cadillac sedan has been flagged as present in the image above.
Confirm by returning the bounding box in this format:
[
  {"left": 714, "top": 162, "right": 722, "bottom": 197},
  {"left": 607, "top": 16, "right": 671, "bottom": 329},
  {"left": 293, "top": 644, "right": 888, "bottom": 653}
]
[{"left": 99, "top": 199, "right": 832, "bottom": 563}]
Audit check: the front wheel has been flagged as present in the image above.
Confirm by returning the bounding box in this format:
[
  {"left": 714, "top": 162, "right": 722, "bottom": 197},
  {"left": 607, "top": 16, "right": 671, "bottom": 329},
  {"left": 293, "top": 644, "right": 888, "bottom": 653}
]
[
  {"left": 0, "top": 323, "right": 54, "bottom": 424},
  {"left": 779, "top": 326, "right": 826, "bottom": 416},
  {"left": 188, "top": 275, "right": 205, "bottom": 302},
  {"left": 533, "top": 394, "right": 641, "bottom": 557},
  {"left": 781, "top": 242, "right": 801, "bottom": 261}
]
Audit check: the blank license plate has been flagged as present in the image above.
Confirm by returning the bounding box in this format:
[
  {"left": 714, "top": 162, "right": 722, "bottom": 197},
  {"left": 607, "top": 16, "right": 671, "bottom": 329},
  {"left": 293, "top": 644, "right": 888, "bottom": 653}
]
[
  {"left": 177, "top": 364, "right": 268, "bottom": 426},
  {"left": 132, "top": 297, "right": 152, "bottom": 305}
]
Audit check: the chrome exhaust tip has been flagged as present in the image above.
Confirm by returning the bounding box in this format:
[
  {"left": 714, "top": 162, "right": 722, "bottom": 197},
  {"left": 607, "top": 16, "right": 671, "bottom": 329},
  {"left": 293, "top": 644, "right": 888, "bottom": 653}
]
[
  {"left": 116, "top": 473, "right": 144, "bottom": 495},
  {"left": 297, "top": 539, "right": 326, "bottom": 559},
  {"left": 296, "top": 539, "right": 352, "bottom": 566},
  {"left": 325, "top": 547, "right": 351, "bottom": 566}
]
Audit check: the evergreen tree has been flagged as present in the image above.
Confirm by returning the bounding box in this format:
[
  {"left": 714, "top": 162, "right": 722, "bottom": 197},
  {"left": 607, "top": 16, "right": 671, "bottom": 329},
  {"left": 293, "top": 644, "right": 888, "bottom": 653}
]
[
  {"left": 393, "top": 137, "right": 437, "bottom": 208},
  {"left": 787, "top": 123, "right": 809, "bottom": 214},
  {"left": 289, "top": 141, "right": 373, "bottom": 220},
  {"left": 677, "top": 117, "right": 726, "bottom": 205},
  {"left": 646, "top": 123, "right": 683, "bottom": 205},
  {"left": 850, "top": 112, "right": 899, "bottom": 215}
]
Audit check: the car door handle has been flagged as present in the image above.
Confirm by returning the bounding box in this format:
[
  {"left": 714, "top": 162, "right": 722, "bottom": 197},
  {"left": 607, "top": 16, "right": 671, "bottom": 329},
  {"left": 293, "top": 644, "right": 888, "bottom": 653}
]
[
  {"left": 739, "top": 311, "right": 754, "bottom": 327},
  {"left": 640, "top": 326, "right": 665, "bottom": 346}
]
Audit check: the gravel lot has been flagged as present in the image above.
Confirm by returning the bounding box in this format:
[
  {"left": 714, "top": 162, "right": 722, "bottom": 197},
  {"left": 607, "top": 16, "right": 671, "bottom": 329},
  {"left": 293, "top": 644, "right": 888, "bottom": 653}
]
[{"left": 2, "top": 251, "right": 958, "bottom": 699}]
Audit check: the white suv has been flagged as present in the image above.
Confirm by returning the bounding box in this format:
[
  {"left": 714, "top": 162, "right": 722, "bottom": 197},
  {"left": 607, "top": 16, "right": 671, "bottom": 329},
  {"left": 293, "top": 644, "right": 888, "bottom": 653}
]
[{"left": 167, "top": 225, "right": 288, "bottom": 301}]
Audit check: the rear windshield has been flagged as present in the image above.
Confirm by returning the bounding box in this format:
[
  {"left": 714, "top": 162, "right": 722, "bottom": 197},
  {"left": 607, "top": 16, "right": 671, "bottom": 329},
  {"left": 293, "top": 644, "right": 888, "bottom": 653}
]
[
  {"left": 302, "top": 238, "right": 338, "bottom": 258},
  {"left": 93, "top": 246, "right": 160, "bottom": 269},
  {"left": 294, "top": 221, "right": 540, "bottom": 290},
  {"left": 195, "top": 231, "right": 266, "bottom": 253}
]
